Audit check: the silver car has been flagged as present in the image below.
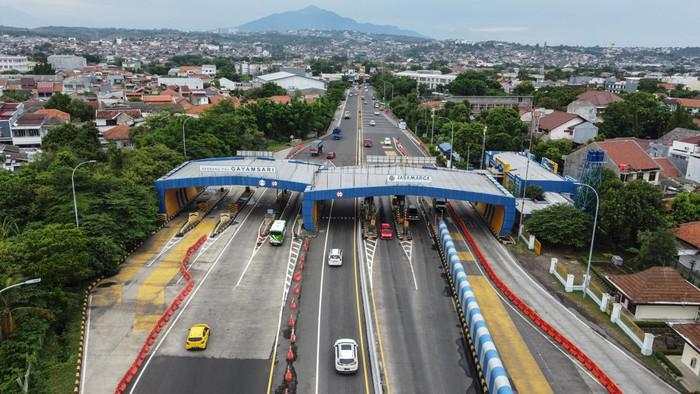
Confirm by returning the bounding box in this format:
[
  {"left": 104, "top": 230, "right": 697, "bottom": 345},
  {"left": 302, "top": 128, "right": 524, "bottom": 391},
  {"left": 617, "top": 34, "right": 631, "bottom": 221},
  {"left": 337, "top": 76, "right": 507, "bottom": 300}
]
[{"left": 334, "top": 338, "right": 359, "bottom": 373}]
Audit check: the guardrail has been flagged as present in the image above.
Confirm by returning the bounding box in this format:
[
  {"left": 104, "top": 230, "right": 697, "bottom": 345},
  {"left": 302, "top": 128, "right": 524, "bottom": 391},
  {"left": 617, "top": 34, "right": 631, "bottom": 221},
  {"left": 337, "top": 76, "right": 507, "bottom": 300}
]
[
  {"left": 446, "top": 202, "right": 623, "bottom": 394},
  {"left": 114, "top": 235, "right": 207, "bottom": 394},
  {"left": 436, "top": 220, "right": 513, "bottom": 394}
]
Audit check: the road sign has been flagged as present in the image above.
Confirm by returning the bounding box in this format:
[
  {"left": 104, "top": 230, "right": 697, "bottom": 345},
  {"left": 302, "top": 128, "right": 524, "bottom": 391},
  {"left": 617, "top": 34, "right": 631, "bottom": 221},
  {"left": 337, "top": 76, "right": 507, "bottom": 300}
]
[
  {"left": 271, "top": 181, "right": 278, "bottom": 187},
  {"left": 336, "top": 191, "right": 343, "bottom": 198},
  {"left": 200, "top": 165, "right": 276, "bottom": 174},
  {"left": 259, "top": 179, "right": 266, "bottom": 187}
]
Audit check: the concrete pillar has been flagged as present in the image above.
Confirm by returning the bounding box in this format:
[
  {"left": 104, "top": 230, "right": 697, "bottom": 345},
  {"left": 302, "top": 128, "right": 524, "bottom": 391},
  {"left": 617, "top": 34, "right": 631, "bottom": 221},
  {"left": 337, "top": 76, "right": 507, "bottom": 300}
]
[
  {"left": 528, "top": 234, "right": 535, "bottom": 250},
  {"left": 611, "top": 303, "right": 622, "bottom": 323},
  {"left": 549, "top": 258, "right": 557, "bottom": 274},
  {"left": 641, "top": 333, "right": 654, "bottom": 356},
  {"left": 600, "top": 293, "right": 611, "bottom": 313},
  {"left": 565, "top": 274, "right": 575, "bottom": 292}
]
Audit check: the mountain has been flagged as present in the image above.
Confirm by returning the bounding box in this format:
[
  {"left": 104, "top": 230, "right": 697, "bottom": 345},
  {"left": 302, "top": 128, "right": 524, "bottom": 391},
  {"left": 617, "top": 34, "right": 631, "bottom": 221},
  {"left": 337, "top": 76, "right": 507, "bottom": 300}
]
[{"left": 238, "top": 5, "right": 426, "bottom": 38}]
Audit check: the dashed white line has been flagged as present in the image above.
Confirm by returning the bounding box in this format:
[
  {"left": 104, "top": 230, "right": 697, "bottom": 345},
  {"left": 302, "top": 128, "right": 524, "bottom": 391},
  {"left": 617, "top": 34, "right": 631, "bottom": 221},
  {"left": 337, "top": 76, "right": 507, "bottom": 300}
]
[{"left": 314, "top": 200, "right": 334, "bottom": 394}]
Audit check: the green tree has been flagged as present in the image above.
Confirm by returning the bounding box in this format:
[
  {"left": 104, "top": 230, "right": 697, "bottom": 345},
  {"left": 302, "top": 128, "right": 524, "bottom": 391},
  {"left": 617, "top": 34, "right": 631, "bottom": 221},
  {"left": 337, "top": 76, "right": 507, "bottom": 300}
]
[
  {"left": 42, "top": 123, "right": 102, "bottom": 159},
  {"left": 600, "top": 92, "right": 672, "bottom": 139},
  {"left": 670, "top": 192, "right": 700, "bottom": 224},
  {"left": 599, "top": 180, "right": 667, "bottom": 247},
  {"left": 634, "top": 229, "right": 678, "bottom": 269},
  {"left": 1, "top": 90, "right": 31, "bottom": 103},
  {"left": 637, "top": 79, "right": 661, "bottom": 93},
  {"left": 531, "top": 138, "right": 574, "bottom": 170},
  {"left": 513, "top": 81, "right": 535, "bottom": 95},
  {"left": 448, "top": 70, "right": 502, "bottom": 96},
  {"left": 45, "top": 93, "right": 94, "bottom": 122},
  {"left": 524, "top": 185, "right": 544, "bottom": 200},
  {"left": 533, "top": 86, "right": 585, "bottom": 111},
  {"left": 525, "top": 204, "right": 591, "bottom": 248},
  {"left": 27, "top": 63, "right": 55, "bottom": 75},
  {"left": 480, "top": 107, "right": 527, "bottom": 151}
]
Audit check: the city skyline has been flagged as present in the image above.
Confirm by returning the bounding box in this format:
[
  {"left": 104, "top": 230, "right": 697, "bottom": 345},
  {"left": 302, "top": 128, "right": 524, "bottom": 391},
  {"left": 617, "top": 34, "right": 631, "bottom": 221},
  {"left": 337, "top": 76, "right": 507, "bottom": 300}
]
[{"left": 1, "top": 0, "right": 699, "bottom": 47}]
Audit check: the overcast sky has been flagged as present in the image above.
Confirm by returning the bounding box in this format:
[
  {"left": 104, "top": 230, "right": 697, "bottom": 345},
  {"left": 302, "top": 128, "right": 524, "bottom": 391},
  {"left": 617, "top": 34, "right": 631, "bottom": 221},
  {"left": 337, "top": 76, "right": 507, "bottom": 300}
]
[{"left": 3, "top": 0, "right": 699, "bottom": 46}]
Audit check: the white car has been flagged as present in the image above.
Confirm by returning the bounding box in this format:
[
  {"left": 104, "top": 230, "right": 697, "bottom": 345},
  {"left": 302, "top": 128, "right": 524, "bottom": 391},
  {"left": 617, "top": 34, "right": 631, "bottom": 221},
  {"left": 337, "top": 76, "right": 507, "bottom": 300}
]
[
  {"left": 369, "top": 120, "right": 376, "bottom": 126},
  {"left": 383, "top": 137, "right": 392, "bottom": 146},
  {"left": 334, "top": 338, "right": 359, "bottom": 373},
  {"left": 374, "top": 111, "right": 379, "bottom": 116},
  {"left": 328, "top": 248, "right": 343, "bottom": 266}
]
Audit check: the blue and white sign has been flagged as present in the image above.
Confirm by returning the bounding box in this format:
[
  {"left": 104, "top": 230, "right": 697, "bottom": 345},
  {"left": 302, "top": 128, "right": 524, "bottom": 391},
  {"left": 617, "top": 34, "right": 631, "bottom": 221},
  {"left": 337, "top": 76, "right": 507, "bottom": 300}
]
[
  {"left": 200, "top": 165, "right": 276, "bottom": 174},
  {"left": 386, "top": 174, "right": 432, "bottom": 183}
]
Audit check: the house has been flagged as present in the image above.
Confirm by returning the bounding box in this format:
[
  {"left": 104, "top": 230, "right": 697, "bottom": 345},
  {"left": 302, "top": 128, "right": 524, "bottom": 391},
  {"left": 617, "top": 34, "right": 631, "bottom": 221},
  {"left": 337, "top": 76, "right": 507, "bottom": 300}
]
[
  {"left": 605, "top": 266, "right": 700, "bottom": 321},
  {"left": 142, "top": 95, "right": 175, "bottom": 105},
  {"left": 648, "top": 127, "right": 700, "bottom": 158},
  {"left": 254, "top": 71, "right": 326, "bottom": 92},
  {"left": 564, "top": 138, "right": 661, "bottom": 184},
  {"left": 94, "top": 109, "right": 142, "bottom": 133},
  {"left": 668, "top": 135, "right": 700, "bottom": 176},
  {"left": 537, "top": 111, "right": 598, "bottom": 143},
  {"left": 567, "top": 90, "right": 622, "bottom": 123},
  {"left": 668, "top": 98, "right": 700, "bottom": 116},
  {"left": 0, "top": 144, "right": 29, "bottom": 171},
  {"left": 675, "top": 222, "right": 700, "bottom": 272},
  {"left": 267, "top": 95, "right": 292, "bottom": 105},
  {"left": 10, "top": 113, "right": 63, "bottom": 148},
  {"left": 47, "top": 55, "right": 86, "bottom": 71},
  {"left": 687, "top": 152, "right": 700, "bottom": 183},
  {"left": 0, "top": 102, "right": 25, "bottom": 144},
  {"left": 34, "top": 108, "right": 70, "bottom": 123},
  {"left": 190, "top": 91, "right": 208, "bottom": 106},
  {"left": 102, "top": 125, "right": 132, "bottom": 149},
  {"left": 670, "top": 323, "right": 700, "bottom": 379},
  {"left": 98, "top": 90, "right": 127, "bottom": 107},
  {"left": 652, "top": 157, "right": 681, "bottom": 179},
  {"left": 156, "top": 77, "right": 203, "bottom": 90}
]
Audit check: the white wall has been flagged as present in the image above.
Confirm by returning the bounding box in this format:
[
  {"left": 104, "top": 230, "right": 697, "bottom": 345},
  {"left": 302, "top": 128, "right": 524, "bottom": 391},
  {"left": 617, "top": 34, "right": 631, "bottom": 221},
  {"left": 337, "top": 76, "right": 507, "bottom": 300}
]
[
  {"left": 547, "top": 118, "right": 585, "bottom": 141},
  {"left": 635, "top": 304, "right": 699, "bottom": 321},
  {"left": 567, "top": 100, "right": 597, "bottom": 123},
  {"left": 156, "top": 77, "right": 203, "bottom": 90},
  {"left": 686, "top": 154, "right": 700, "bottom": 182},
  {"left": 271, "top": 75, "right": 325, "bottom": 91},
  {"left": 681, "top": 343, "right": 700, "bottom": 376}
]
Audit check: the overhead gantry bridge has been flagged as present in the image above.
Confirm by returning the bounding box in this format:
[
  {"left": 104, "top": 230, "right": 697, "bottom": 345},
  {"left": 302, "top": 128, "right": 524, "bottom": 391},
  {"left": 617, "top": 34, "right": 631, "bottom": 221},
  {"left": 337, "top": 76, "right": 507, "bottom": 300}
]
[{"left": 154, "top": 155, "right": 517, "bottom": 236}]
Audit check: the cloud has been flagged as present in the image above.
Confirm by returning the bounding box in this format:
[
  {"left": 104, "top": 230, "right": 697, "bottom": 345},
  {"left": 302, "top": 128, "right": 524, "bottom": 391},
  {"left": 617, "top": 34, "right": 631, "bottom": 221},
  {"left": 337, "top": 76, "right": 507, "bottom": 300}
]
[{"left": 468, "top": 26, "right": 529, "bottom": 33}]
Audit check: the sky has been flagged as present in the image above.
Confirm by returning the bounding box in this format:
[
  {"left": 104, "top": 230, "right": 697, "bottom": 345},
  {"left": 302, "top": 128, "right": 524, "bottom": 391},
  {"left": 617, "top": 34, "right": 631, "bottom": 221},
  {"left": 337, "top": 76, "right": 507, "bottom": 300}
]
[{"left": 2, "top": 0, "right": 699, "bottom": 47}]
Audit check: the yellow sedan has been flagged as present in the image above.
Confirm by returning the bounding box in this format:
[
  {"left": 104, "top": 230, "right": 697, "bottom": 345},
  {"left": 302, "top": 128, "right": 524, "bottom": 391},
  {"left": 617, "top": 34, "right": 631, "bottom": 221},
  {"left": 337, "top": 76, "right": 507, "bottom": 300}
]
[{"left": 185, "top": 323, "right": 211, "bottom": 350}]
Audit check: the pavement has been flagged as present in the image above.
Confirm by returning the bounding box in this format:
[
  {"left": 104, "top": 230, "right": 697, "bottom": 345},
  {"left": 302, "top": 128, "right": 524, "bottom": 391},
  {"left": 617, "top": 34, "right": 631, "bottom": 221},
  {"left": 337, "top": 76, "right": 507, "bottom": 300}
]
[{"left": 452, "top": 201, "right": 678, "bottom": 393}]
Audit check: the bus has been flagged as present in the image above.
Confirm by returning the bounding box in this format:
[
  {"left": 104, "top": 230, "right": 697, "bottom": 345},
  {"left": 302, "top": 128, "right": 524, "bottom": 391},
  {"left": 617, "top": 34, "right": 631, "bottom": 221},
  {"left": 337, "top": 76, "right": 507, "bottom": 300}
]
[{"left": 269, "top": 220, "right": 287, "bottom": 246}]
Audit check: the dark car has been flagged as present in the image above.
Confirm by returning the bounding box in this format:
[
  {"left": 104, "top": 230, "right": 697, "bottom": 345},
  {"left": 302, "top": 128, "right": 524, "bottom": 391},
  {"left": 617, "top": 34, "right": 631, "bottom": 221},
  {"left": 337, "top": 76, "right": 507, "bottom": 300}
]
[{"left": 326, "top": 151, "right": 336, "bottom": 159}]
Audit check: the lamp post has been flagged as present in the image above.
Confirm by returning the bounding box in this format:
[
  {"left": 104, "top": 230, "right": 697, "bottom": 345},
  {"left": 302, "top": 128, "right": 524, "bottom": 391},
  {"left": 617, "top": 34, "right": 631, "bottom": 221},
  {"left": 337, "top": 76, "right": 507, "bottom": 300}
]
[
  {"left": 72, "top": 160, "right": 97, "bottom": 227},
  {"left": 382, "top": 81, "right": 394, "bottom": 110},
  {"left": 430, "top": 108, "right": 436, "bottom": 145},
  {"left": 180, "top": 116, "right": 192, "bottom": 161},
  {"left": 0, "top": 278, "right": 41, "bottom": 296},
  {"left": 480, "top": 125, "right": 488, "bottom": 170},
  {"left": 575, "top": 182, "right": 600, "bottom": 298},
  {"left": 435, "top": 116, "right": 455, "bottom": 168}
]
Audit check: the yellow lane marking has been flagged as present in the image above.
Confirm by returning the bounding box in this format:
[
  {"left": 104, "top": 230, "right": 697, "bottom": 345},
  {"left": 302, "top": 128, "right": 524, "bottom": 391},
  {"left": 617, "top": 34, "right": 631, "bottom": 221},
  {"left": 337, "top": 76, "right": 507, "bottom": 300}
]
[
  {"left": 468, "top": 276, "right": 553, "bottom": 394},
  {"left": 457, "top": 251, "right": 474, "bottom": 261},
  {"left": 132, "top": 216, "right": 216, "bottom": 332}
]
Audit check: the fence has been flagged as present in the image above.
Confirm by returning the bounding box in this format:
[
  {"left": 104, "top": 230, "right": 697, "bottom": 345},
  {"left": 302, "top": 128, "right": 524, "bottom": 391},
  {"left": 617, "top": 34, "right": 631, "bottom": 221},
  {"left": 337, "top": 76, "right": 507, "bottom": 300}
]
[{"left": 548, "top": 258, "right": 654, "bottom": 356}]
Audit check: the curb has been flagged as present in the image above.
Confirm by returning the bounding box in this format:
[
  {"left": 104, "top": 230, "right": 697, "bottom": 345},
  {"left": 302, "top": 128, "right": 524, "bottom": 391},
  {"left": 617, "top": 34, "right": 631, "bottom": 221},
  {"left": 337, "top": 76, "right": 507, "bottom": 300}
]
[{"left": 74, "top": 276, "right": 103, "bottom": 394}]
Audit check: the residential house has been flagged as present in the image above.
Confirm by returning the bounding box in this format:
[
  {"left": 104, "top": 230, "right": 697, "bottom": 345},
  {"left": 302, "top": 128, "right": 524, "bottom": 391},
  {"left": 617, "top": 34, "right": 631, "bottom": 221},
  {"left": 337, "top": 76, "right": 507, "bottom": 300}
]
[
  {"left": 36, "top": 81, "right": 61, "bottom": 98},
  {"left": 11, "top": 113, "right": 63, "bottom": 148},
  {"left": 538, "top": 111, "right": 598, "bottom": 143},
  {"left": 156, "top": 77, "right": 203, "bottom": 90},
  {"left": 667, "top": 98, "right": 700, "bottom": 116},
  {"left": 652, "top": 156, "right": 681, "bottom": 179},
  {"left": 675, "top": 222, "right": 700, "bottom": 272},
  {"left": 267, "top": 95, "right": 292, "bottom": 105},
  {"left": 605, "top": 266, "right": 700, "bottom": 321},
  {"left": 0, "top": 55, "right": 29, "bottom": 73},
  {"left": 670, "top": 323, "right": 700, "bottom": 378},
  {"left": 0, "top": 144, "right": 29, "bottom": 171},
  {"left": 190, "top": 90, "right": 208, "bottom": 106},
  {"left": 566, "top": 90, "right": 622, "bottom": 123},
  {"left": 47, "top": 55, "right": 86, "bottom": 71},
  {"left": 102, "top": 125, "right": 132, "bottom": 149},
  {"left": 648, "top": 127, "right": 700, "bottom": 158},
  {"left": 34, "top": 108, "right": 70, "bottom": 123},
  {"left": 564, "top": 138, "right": 661, "bottom": 184},
  {"left": 63, "top": 76, "right": 91, "bottom": 94},
  {"left": 687, "top": 152, "right": 700, "bottom": 183},
  {"left": 668, "top": 135, "right": 700, "bottom": 175},
  {"left": 0, "top": 102, "right": 25, "bottom": 144},
  {"left": 98, "top": 90, "right": 127, "bottom": 107},
  {"left": 94, "top": 109, "right": 142, "bottom": 133},
  {"left": 254, "top": 71, "right": 326, "bottom": 92}
]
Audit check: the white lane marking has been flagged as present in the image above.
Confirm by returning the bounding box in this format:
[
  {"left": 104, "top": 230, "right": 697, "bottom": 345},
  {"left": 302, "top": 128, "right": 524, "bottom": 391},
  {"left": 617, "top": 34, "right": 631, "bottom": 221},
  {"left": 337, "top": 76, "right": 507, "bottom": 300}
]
[
  {"left": 457, "top": 202, "right": 676, "bottom": 392},
  {"left": 400, "top": 239, "right": 418, "bottom": 291},
  {"left": 79, "top": 294, "right": 92, "bottom": 394},
  {"left": 145, "top": 234, "right": 182, "bottom": 268},
  {"left": 129, "top": 189, "right": 265, "bottom": 394},
  {"left": 363, "top": 239, "right": 377, "bottom": 287},
  {"left": 314, "top": 200, "right": 334, "bottom": 394}
]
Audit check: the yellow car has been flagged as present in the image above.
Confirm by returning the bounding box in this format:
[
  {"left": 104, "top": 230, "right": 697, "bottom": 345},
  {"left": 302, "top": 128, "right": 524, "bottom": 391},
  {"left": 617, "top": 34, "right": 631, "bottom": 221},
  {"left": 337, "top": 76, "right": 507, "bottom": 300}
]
[{"left": 185, "top": 323, "right": 211, "bottom": 350}]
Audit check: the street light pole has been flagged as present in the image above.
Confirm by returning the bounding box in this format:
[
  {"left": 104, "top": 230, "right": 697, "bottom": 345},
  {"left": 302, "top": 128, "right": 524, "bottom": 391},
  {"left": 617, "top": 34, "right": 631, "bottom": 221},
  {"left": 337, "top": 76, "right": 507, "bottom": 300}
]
[
  {"left": 480, "top": 126, "right": 488, "bottom": 170},
  {"left": 181, "top": 116, "right": 192, "bottom": 161},
  {"left": 436, "top": 116, "right": 455, "bottom": 169},
  {"left": 430, "top": 109, "right": 435, "bottom": 145},
  {"left": 575, "top": 182, "right": 600, "bottom": 298},
  {"left": 72, "top": 160, "right": 97, "bottom": 228},
  {"left": 0, "top": 278, "right": 41, "bottom": 296}
]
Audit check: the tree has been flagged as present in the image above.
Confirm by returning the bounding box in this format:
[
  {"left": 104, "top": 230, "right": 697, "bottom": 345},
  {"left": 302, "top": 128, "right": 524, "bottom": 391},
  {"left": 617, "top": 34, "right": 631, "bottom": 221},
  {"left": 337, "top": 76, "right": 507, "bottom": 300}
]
[
  {"left": 0, "top": 90, "right": 31, "bottom": 103},
  {"left": 524, "top": 185, "right": 544, "bottom": 200},
  {"left": 42, "top": 123, "right": 102, "bottom": 160},
  {"left": 544, "top": 68, "right": 572, "bottom": 81},
  {"left": 525, "top": 204, "right": 591, "bottom": 248},
  {"left": 666, "top": 106, "right": 697, "bottom": 131},
  {"left": 513, "top": 81, "right": 535, "bottom": 95},
  {"left": 599, "top": 180, "right": 667, "bottom": 248},
  {"left": 533, "top": 86, "right": 584, "bottom": 111},
  {"left": 517, "top": 69, "right": 534, "bottom": 81},
  {"left": 480, "top": 107, "right": 527, "bottom": 151},
  {"left": 531, "top": 138, "right": 574, "bottom": 170},
  {"left": 45, "top": 93, "right": 94, "bottom": 122},
  {"left": 637, "top": 79, "right": 661, "bottom": 93},
  {"left": 634, "top": 229, "right": 678, "bottom": 269},
  {"left": 670, "top": 192, "right": 700, "bottom": 224},
  {"left": 27, "top": 63, "right": 55, "bottom": 75},
  {"left": 600, "top": 92, "right": 672, "bottom": 139},
  {"left": 448, "top": 70, "right": 502, "bottom": 96}
]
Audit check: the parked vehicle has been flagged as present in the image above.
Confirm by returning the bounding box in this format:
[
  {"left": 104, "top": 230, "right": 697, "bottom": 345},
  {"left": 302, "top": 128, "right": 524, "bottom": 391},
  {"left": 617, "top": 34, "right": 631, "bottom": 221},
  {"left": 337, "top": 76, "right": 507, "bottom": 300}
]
[
  {"left": 332, "top": 127, "right": 343, "bottom": 140},
  {"left": 344, "top": 111, "right": 351, "bottom": 119},
  {"left": 407, "top": 204, "right": 419, "bottom": 221},
  {"left": 363, "top": 138, "right": 373, "bottom": 148},
  {"left": 369, "top": 120, "right": 376, "bottom": 126},
  {"left": 326, "top": 151, "right": 336, "bottom": 159}
]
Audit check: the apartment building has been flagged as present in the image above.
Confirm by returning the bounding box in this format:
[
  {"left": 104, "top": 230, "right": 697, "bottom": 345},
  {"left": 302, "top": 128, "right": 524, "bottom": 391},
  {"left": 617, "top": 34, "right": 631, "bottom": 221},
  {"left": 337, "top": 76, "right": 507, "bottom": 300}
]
[
  {"left": 47, "top": 55, "right": 87, "bottom": 71},
  {"left": 0, "top": 55, "right": 30, "bottom": 73},
  {"left": 394, "top": 70, "right": 457, "bottom": 89}
]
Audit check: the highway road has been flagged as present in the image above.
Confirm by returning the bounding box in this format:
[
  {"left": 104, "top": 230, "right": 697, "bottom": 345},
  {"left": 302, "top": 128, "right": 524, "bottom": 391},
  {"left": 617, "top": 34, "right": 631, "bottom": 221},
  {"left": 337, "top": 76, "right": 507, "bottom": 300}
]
[
  {"left": 129, "top": 187, "right": 301, "bottom": 394},
  {"left": 290, "top": 89, "right": 371, "bottom": 394}
]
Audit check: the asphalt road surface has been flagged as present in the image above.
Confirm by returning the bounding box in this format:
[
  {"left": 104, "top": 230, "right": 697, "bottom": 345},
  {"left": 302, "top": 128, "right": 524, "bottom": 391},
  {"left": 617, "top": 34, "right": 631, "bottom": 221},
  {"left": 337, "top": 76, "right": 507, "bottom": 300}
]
[{"left": 129, "top": 189, "right": 300, "bottom": 394}]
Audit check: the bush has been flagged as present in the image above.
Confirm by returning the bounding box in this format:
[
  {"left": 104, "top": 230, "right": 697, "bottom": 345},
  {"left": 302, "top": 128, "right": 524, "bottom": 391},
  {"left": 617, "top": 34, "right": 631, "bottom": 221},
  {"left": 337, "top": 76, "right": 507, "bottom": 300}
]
[{"left": 525, "top": 204, "right": 591, "bottom": 248}]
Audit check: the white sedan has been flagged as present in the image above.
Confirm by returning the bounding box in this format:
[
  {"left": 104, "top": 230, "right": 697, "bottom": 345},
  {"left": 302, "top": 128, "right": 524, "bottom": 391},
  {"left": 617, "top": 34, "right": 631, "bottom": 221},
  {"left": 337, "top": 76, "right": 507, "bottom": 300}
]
[
  {"left": 328, "top": 248, "right": 343, "bottom": 266},
  {"left": 334, "top": 338, "right": 359, "bottom": 373},
  {"left": 374, "top": 111, "right": 379, "bottom": 116},
  {"left": 369, "top": 120, "right": 376, "bottom": 126},
  {"left": 383, "top": 137, "right": 392, "bottom": 146}
]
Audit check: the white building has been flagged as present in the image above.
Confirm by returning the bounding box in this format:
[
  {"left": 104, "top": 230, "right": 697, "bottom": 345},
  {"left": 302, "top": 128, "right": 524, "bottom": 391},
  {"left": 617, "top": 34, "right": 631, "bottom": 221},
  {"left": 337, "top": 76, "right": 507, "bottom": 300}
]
[
  {"left": 0, "top": 55, "right": 30, "bottom": 73},
  {"left": 687, "top": 153, "right": 700, "bottom": 183},
  {"left": 670, "top": 323, "right": 700, "bottom": 380},
  {"left": 394, "top": 70, "right": 457, "bottom": 89},
  {"left": 156, "top": 77, "right": 203, "bottom": 90},
  {"left": 668, "top": 136, "right": 700, "bottom": 177},
  {"left": 254, "top": 71, "right": 326, "bottom": 92},
  {"left": 218, "top": 78, "right": 257, "bottom": 91},
  {"left": 201, "top": 64, "right": 217, "bottom": 76},
  {"left": 47, "top": 55, "right": 87, "bottom": 71},
  {"left": 235, "top": 62, "right": 269, "bottom": 76}
]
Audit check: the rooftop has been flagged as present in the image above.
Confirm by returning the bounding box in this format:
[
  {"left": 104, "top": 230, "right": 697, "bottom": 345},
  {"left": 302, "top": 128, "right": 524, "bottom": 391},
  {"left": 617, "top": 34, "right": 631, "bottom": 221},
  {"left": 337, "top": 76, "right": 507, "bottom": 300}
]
[
  {"left": 491, "top": 151, "right": 565, "bottom": 182},
  {"left": 538, "top": 111, "right": 581, "bottom": 131},
  {"left": 670, "top": 323, "right": 700, "bottom": 353},
  {"left": 103, "top": 124, "right": 130, "bottom": 141},
  {"left": 675, "top": 221, "right": 700, "bottom": 249},
  {"left": 577, "top": 90, "right": 622, "bottom": 107},
  {"left": 596, "top": 138, "right": 659, "bottom": 171},
  {"left": 606, "top": 266, "right": 700, "bottom": 305}
]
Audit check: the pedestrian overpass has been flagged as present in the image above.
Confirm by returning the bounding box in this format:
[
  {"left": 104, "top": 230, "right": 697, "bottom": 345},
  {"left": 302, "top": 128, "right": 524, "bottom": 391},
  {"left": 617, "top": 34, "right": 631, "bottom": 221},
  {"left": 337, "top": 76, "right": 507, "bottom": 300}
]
[{"left": 154, "top": 156, "right": 517, "bottom": 236}]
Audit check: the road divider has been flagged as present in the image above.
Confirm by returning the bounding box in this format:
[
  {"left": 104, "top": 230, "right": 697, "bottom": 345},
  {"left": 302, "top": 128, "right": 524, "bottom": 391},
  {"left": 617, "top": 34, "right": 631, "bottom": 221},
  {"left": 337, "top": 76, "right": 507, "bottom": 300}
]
[
  {"left": 446, "top": 202, "right": 623, "bottom": 394},
  {"left": 433, "top": 219, "right": 513, "bottom": 394},
  {"left": 114, "top": 235, "right": 207, "bottom": 394}
]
